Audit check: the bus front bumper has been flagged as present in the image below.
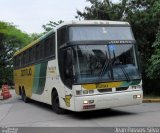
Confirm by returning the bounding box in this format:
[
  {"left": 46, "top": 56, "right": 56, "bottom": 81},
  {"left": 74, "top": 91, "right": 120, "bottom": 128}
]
[{"left": 74, "top": 90, "right": 143, "bottom": 112}]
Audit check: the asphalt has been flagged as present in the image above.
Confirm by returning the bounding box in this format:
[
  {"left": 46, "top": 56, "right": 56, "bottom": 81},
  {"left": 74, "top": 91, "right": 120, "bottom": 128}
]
[{"left": 0, "top": 90, "right": 160, "bottom": 127}]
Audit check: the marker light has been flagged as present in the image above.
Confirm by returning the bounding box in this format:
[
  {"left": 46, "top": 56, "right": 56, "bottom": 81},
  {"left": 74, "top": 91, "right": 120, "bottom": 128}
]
[
  {"left": 137, "top": 85, "right": 142, "bottom": 89},
  {"left": 132, "top": 86, "right": 137, "bottom": 89},
  {"left": 76, "top": 90, "right": 82, "bottom": 96},
  {"left": 132, "top": 85, "right": 142, "bottom": 90},
  {"left": 89, "top": 100, "right": 94, "bottom": 104},
  {"left": 89, "top": 90, "right": 94, "bottom": 94},
  {"left": 83, "top": 90, "right": 88, "bottom": 94}
]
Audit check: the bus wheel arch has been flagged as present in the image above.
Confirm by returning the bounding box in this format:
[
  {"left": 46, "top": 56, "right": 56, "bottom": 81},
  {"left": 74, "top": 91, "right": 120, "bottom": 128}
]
[{"left": 51, "top": 88, "right": 65, "bottom": 114}]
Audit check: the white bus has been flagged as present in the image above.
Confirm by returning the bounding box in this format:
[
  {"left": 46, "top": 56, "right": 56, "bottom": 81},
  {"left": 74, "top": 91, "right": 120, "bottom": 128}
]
[{"left": 14, "top": 20, "right": 143, "bottom": 113}]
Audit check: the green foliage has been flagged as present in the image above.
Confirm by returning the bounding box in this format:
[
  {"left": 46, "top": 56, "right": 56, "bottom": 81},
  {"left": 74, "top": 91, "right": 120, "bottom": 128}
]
[
  {"left": 125, "top": 0, "right": 160, "bottom": 66},
  {"left": 29, "top": 20, "right": 64, "bottom": 41},
  {"left": 0, "top": 21, "right": 32, "bottom": 85},
  {"left": 76, "top": 0, "right": 127, "bottom": 20},
  {"left": 42, "top": 20, "right": 63, "bottom": 33},
  {"left": 30, "top": 33, "right": 43, "bottom": 41},
  {"left": 0, "top": 22, "right": 31, "bottom": 47},
  {"left": 146, "top": 28, "right": 160, "bottom": 79}
]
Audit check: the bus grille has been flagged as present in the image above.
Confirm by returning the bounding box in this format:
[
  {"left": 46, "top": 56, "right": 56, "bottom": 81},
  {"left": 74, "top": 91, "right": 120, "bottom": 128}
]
[
  {"left": 116, "top": 87, "right": 128, "bottom": 91},
  {"left": 97, "top": 88, "right": 112, "bottom": 93}
]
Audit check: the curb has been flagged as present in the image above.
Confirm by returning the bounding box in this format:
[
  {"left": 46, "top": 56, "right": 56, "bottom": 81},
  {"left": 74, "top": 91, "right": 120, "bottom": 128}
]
[{"left": 143, "top": 99, "right": 160, "bottom": 103}]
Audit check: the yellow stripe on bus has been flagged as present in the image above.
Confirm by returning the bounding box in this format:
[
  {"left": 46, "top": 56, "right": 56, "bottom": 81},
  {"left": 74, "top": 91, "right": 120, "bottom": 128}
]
[
  {"left": 82, "top": 82, "right": 122, "bottom": 90},
  {"left": 14, "top": 65, "right": 35, "bottom": 98}
]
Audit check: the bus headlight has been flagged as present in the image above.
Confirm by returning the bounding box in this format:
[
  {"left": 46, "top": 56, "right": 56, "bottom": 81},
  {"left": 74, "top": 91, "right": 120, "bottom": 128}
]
[
  {"left": 137, "top": 94, "right": 141, "bottom": 98},
  {"left": 83, "top": 100, "right": 89, "bottom": 104},
  {"left": 83, "top": 100, "right": 94, "bottom": 104},
  {"left": 133, "top": 94, "right": 142, "bottom": 99}
]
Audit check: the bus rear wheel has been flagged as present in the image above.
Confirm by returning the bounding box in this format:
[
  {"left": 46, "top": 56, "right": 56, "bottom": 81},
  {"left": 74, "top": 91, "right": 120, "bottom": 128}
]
[
  {"left": 21, "top": 89, "right": 30, "bottom": 103},
  {"left": 52, "top": 91, "right": 65, "bottom": 114}
]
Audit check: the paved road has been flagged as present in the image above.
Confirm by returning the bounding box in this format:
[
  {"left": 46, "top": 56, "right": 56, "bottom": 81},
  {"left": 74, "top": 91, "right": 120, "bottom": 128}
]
[{"left": 0, "top": 90, "right": 160, "bottom": 127}]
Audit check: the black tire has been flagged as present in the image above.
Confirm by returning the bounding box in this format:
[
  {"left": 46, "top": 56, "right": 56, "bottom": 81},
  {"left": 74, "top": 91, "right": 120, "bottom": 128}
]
[
  {"left": 52, "top": 91, "right": 65, "bottom": 114},
  {"left": 19, "top": 88, "right": 22, "bottom": 96},
  {"left": 21, "top": 89, "right": 30, "bottom": 103}
]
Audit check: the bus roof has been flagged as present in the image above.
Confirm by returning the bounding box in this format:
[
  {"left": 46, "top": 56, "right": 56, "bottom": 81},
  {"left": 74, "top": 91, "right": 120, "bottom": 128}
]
[{"left": 14, "top": 20, "right": 130, "bottom": 57}]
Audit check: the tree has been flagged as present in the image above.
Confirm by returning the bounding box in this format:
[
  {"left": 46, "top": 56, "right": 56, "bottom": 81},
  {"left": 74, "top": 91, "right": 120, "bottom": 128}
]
[
  {"left": 30, "top": 33, "right": 42, "bottom": 41},
  {"left": 42, "top": 20, "right": 63, "bottom": 33},
  {"left": 0, "top": 21, "right": 32, "bottom": 85},
  {"left": 125, "top": 0, "right": 160, "bottom": 67},
  {"left": 76, "top": 0, "right": 127, "bottom": 20},
  {"left": 146, "top": 27, "right": 160, "bottom": 79}
]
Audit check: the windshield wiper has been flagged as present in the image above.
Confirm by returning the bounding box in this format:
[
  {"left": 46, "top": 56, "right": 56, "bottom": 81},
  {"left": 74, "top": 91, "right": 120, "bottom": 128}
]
[
  {"left": 112, "top": 50, "right": 130, "bottom": 81},
  {"left": 119, "top": 65, "right": 131, "bottom": 81},
  {"left": 96, "top": 54, "right": 111, "bottom": 83}
]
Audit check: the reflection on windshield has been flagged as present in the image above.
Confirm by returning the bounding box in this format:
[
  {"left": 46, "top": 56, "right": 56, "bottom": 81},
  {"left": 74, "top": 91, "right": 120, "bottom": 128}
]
[
  {"left": 73, "top": 44, "right": 140, "bottom": 84},
  {"left": 74, "top": 45, "right": 111, "bottom": 83},
  {"left": 109, "top": 44, "right": 140, "bottom": 80}
]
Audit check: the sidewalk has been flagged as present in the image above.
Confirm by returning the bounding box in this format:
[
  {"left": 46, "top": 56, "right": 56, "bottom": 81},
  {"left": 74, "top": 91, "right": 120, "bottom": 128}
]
[{"left": 143, "top": 98, "right": 160, "bottom": 103}]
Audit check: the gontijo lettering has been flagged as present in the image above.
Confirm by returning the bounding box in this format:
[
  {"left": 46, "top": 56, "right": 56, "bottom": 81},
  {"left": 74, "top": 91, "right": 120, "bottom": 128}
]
[{"left": 21, "top": 68, "right": 32, "bottom": 76}]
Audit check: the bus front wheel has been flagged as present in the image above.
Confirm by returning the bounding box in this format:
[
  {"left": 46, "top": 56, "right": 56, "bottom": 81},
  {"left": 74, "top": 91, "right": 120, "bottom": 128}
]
[{"left": 52, "top": 91, "right": 65, "bottom": 114}]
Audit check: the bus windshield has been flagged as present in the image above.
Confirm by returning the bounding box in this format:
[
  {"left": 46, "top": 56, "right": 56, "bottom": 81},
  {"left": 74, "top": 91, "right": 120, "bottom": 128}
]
[{"left": 73, "top": 44, "right": 141, "bottom": 84}]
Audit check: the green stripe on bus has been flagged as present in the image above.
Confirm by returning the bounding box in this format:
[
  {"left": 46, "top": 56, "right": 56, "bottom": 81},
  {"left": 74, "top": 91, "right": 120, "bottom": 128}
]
[
  {"left": 32, "top": 62, "right": 48, "bottom": 94},
  {"left": 120, "top": 80, "right": 141, "bottom": 87},
  {"left": 130, "top": 80, "right": 141, "bottom": 86}
]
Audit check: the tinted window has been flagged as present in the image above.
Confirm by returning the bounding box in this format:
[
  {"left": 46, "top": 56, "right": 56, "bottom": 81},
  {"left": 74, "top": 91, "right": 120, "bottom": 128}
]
[
  {"left": 44, "top": 34, "right": 55, "bottom": 58},
  {"left": 57, "top": 27, "right": 68, "bottom": 48},
  {"left": 44, "top": 38, "right": 51, "bottom": 57},
  {"left": 40, "top": 42, "right": 43, "bottom": 59},
  {"left": 51, "top": 34, "right": 55, "bottom": 56},
  {"left": 59, "top": 48, "right": 73, "bottom": 88},
  {"left": 69, "top": 26, "right": 134, "bottom": 41},
  {"left": 26, "top": 50, "right": 29, "bottom": 64},
  {"left": 29, "top": 48, "right": 32, "bottom": 63},
  {"left": 14, "top": 33, "right": 56, "bottom": 68},
  {"left": 36, "top": 44, "right": 40, "bottom": 60}
]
